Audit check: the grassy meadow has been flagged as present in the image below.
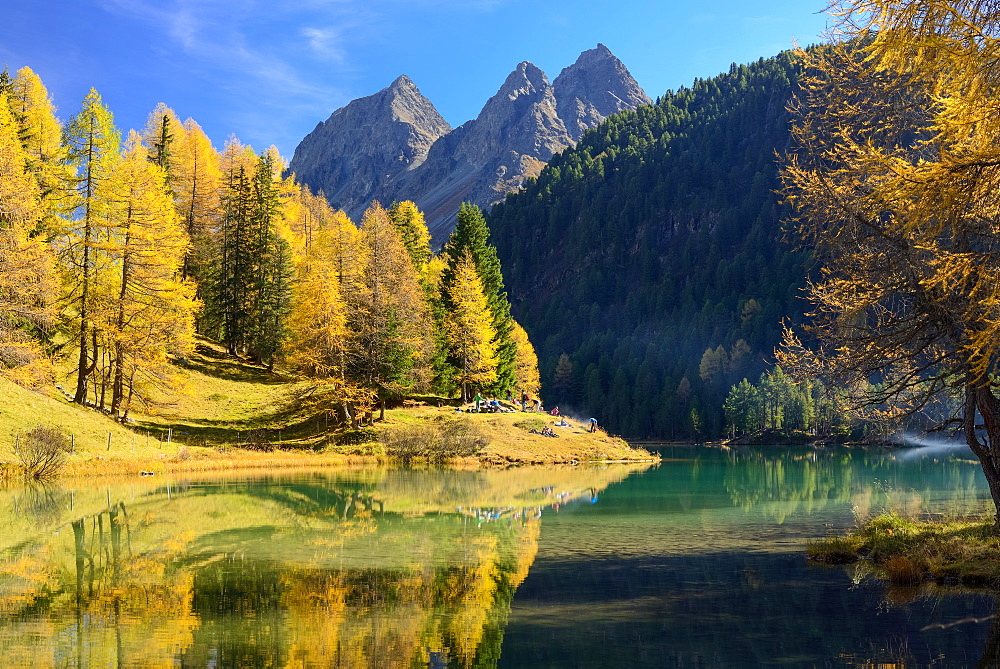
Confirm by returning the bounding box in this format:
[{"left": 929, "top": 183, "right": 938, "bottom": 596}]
[{"left": 0, "top": 339, "right": 655, "bottom": 480}]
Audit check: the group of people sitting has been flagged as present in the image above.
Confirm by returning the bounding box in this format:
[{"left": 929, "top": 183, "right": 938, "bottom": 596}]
[
  {"left": 462, "top": 395, "right": 516, "bottom": 413},
  {"left": 459, "top": 396, "right": 598, "bottom": 434}
]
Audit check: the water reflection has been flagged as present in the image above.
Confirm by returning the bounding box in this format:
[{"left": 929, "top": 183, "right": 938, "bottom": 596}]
[
  {"left": 0, "top": 465, "right": 647, "bottom": 667},
  {"left": 499, "top": 446, "right": 996, "bottom": 667},
  {"left": 0, "top": 449, "right": 995, "bottom": 667},
  {"left": 723, "top": 447, "right": 989, "bottom": 524}
]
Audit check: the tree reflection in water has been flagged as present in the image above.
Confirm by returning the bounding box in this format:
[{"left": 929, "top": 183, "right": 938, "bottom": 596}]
[
  {"left": 0, "top": 466, "right": 636, "bottom": 667},
  {"left": 0, "top": 455, "right": 994, "bottom": 666}
]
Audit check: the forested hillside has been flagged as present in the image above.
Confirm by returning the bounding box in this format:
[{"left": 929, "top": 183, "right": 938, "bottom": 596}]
[
  {"left": 0, "top": 68, "right": 538, "bottom": 429},
  {"left": 488, "top": 51, "right": 808, "bottom": 440}
]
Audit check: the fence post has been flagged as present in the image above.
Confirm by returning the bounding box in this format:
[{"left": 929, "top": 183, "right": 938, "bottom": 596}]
[
  {"left": 107, "top": 431, "right": 112, "bottom": 451},
  {"left": 71, "top": 434, "right": 75, "bottom": 454}
]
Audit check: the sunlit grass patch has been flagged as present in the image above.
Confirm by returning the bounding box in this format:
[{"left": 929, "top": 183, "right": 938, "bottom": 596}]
[
  {"left": 807, "top": 536, "right": 859, "bottom": 564},
  {"left": 810, "top": 511, "right": 1000, "bottom": 587},
  {"left": 513, "top": 418, "right": 546, "bottom": 432}
]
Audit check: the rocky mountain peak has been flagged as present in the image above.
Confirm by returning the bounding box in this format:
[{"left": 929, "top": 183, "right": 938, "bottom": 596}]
[
  {"left": 290, "top": 45, "right": 650, "bottom": 243},
  {"left": 288, "top": 76, "right": 450, "bottom": 212},
  {"left": 553, "top": 44, "right": 651, "bottom": 141},
  {"left": 497, "top": 61, "right": 549, "bottom": 100},
  {"left": 389, "top": 74, "right": 413, "bottom": 89}
]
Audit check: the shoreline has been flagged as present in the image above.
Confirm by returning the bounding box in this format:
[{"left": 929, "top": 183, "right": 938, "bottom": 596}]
[{"left": 1, "top": 399, "right": 659, "bottom": 483}]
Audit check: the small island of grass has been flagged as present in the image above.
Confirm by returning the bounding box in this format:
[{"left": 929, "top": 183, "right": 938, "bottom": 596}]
[{"left": 809, "top": 511, "right": 1000, "bottom": 589}]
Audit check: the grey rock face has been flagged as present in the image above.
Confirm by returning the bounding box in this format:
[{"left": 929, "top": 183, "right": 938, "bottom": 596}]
[
  {"left": 290, "top": 46, "right": 649, "bottom": 243},
  {"left": 288, "top": 75, "right": 451, "bottom": 215},
  {"left": 553, "top": 43, "right": 652, "bottom": 142},
  {"left": 384, "top": 61, "right": 573, "bottom": 241}
]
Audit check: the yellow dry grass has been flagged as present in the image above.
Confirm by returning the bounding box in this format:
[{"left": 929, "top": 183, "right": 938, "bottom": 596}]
[{"left": 1, "top": 338, "right": 655, "bottom": 480}]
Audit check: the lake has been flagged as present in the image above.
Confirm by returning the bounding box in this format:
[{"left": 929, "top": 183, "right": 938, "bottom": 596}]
[{"left": 0, "top": 445, "right": 996, "bottom": 667}]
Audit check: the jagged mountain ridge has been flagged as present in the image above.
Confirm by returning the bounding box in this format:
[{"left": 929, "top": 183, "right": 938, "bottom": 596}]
[{"left": 288, "top": 44, "right": 650, "bottom": 242}]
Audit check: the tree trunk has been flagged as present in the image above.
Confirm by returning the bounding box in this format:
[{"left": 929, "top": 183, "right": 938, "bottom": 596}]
[
  {"left": 337, "top": 402, "right": 351, "bottom": 427},
  {"left": 968, "top": 385, "right": 1000, "bottom": 521},
  {"left": 111, "top": 345, "right": 124, "bottom": 418},
  {"left": 74, "top": 327, "right": 90, "bottom": 403}
]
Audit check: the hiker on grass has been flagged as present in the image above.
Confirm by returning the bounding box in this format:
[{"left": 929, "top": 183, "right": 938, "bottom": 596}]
[
  {"left": 473, "top": 393, "right": 483, "bottom": 412},
  {"left": 589, "top": 417, "right": 598, "bottom": 433}
]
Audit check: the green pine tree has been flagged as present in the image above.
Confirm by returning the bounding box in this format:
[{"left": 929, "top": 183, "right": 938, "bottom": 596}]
[{"left": 442, "top": 203, "right": 516, "bottom": 395}]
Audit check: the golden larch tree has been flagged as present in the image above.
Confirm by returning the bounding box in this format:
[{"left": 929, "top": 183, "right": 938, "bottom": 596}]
[
  {"left": 446, "top": 249, "right": 497, "bottom": 402},
  {"left": 387, "top": 200, "right": 432, "bottom": 279},
  {"left": 348, "top": 202, "right": 434, "bottom": 418},
  {"left": 780, "top": 0, "right": 1000, "bottom": 515},
  {"left": 60, "top": 88, "right": 121, "bottom": 405},
  {"left": 8, "top": 66, "right": 68, "bottom": 236},
  {"left": 174, "top": 117, "right": 222, "bottom": 282},
  {"left": 0, "top": 93, "right": 57, "bottom": 387},
  {"left": 96, "top": 131, "right": 197, "bottom": 419}
]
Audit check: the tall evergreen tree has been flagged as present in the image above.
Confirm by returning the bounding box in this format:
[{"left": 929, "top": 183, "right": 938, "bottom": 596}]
[
  {"left": 246, "top": 152, "right": 292, "bottom": 367},
  {"left": 442, "top": 203, "right": 516, "bottom": 395},
  {"left": 140, "top": 103, "right": 181, "bottom": 173},
  {"left": 209, "top": 149, "right": 292, "bottom": 365}
]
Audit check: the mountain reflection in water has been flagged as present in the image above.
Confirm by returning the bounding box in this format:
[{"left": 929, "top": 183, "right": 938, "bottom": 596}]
[{"left": 0, "top": 448, "right": 997, "bottom": 666}]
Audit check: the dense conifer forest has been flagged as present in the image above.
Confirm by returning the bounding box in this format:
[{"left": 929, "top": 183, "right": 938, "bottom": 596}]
[{"left": 489, "top": 52, "right": 809, "bottom": 440}]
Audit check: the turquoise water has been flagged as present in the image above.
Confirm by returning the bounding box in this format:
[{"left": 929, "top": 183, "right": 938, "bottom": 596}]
[
  {"left": 0, "top": 446, "right": 995, "bottom": 667},
  {"left": 502, "top": 446, "right": 996, "bottom": 667}
]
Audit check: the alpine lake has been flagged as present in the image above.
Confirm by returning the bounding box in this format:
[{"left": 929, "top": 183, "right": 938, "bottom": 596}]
[{"left": 0, "top": 445, "right": 996, "bottom": 667}]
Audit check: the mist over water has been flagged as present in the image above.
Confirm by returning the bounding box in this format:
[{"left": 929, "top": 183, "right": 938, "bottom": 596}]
[{"left": 894, "top": 432, "right": 974, "bottom": 461}]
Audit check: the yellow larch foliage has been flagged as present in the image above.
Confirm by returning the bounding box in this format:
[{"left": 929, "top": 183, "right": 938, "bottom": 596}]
[
  {"left": 387, "top": 200, "right": 432, "bottom": 278},
  {"left": 0, "top": 93, "right": 57, "bottom": 387},
  {"left": 94, "top": 131, "right": 197, "bottom": 418},
  {"left": 510, "top": 319, "right": 540, "bottom": 397},
  {"left": 444, "top": 534, "right": 500, "bottom": 668},
  {"left": 781, "top": 1, "right": 1000, "bottom": 513},
  {"left": 174, "top": 118, "right": 221, "bottom": 236},
  {"left": 351, "top": 202, "right": 435, "bottom": 404},
  {"left": 286, "top": 223, "right": 350, "bottom": 380},
  {"left": 446, "top": 249, "right": 497, "bottom": 400},
  {"left": 8, "top": 66, "right": 68, "bottom": 235}
]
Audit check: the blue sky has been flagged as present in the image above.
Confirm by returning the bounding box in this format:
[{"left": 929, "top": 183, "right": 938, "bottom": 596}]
[{"left": 1, "top": 0, "right": 831, "bottom": 159}]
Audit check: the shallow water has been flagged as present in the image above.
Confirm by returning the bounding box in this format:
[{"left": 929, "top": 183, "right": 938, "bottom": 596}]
[{"left": 0, "top": 446, "right": 995, "bottom": 667}]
